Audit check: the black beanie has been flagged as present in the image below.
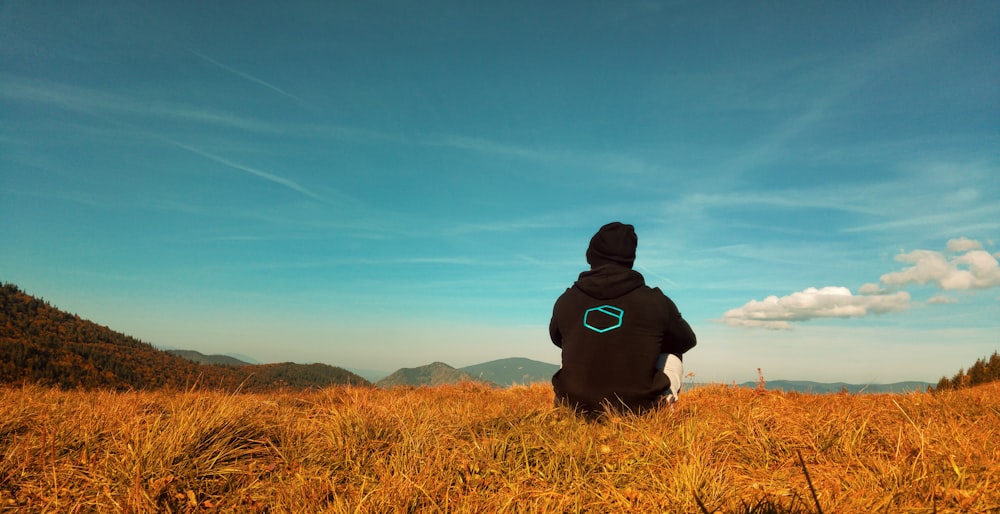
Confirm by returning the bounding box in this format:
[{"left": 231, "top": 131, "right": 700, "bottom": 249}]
[{"left": 586, "top": 222, "right": 637, "bottom": 268}]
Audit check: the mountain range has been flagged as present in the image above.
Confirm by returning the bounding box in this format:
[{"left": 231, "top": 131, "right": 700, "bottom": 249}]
[
  {"left": 369, "top": 361, "right": 932, "bottom": 393},
  {"left": 729, "top": 380, "right": 931, "bottom": 394},
  {"left": 2, "top": 282, "right": 935, "bottom": 393},
  {"left": 369, "top": 358, "right": 560, "bottom": 388}
]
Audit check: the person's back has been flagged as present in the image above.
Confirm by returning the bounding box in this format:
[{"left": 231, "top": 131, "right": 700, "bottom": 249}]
[{"left": 549, "top": 222, "right": 696, "bottom": 417}]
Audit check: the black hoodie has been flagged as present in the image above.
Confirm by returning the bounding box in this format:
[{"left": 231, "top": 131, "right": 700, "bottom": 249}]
[{"left": 549, "top": 224, "right": 696, "bottom": 416}]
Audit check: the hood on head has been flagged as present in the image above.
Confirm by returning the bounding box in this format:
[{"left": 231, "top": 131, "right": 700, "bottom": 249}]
[
  {"left": 586, "top": 222, "right": 637, "bottom": 269},
  {"left": 575, "top": 265, "right": 646, "bottom": 299}
]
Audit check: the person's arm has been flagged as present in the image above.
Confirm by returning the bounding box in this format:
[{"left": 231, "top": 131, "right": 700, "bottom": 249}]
[
  {"left": 657, "top": 293, "right": 696, "bottom": 402},
  {"left": 549, "top": 316, "right": 563, "bottom": 348},
  {"left": 550, "top": 293, "right": 568, "bottom": 348},
  {"left": 662, "top": 296, "right": 697, "bottom": 355}
]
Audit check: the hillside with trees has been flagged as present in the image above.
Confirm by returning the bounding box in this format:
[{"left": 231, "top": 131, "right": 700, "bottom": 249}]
[
  {"left": 0, "top": 283, "right": 368, "bottom": 390},
  {"left": 376, "top": 361, "right": 485, "bottom": 388},
  {"left": 935, "top": 351, "right": 1000, "bottom": 391},
  {"left": 238, "top": 362, "right": 369, "bottom": 390}
]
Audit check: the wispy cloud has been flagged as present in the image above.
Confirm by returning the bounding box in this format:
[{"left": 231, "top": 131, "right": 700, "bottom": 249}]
[
  {"left": 0, "top": 76, "right": 352, "bottom": 205},
  {"left": 425, "top": 134, "right": 659, "bottom": 175},
  {"left": 0, "top": 76, "right": 281, "bottom": 133},
  {"left": 681, "top": 190, "right": 881, "bottom": 216},
  {"left": 661, "top": 157, "right": 997, "bottom": 245},
  {"left": 634, "top": 264, "right": 679, "bottom": 288},
  {"left": 1, "top": 75, "right": 432, "bottom": 149},
  {"left": 189, "top": 50, "right": 300, "bottom": 102},
  {"left": 1, "top": 186, "right": 109, "bottom": 210},
  {"left": 448, "top": 219, "right": 559, "bottom": 235},
  {"left": 159, "top": 136, "right": 329, "bottom": 203},
  {"left": 116, "top": 118, "right": 341, "bottom": 205},
  {"left": 720, "top": 13, "right": 981, "bottom": 177},
  {"left": 827, "top": 160, "right": 999, "bottom": 238},
  {"left": 843, "top": 204, "right": 1000, "bottom": 235}
]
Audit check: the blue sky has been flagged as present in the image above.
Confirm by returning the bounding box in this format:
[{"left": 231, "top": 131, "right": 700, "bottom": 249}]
[{"left": 2, "top": 1, "right": 998, "bottom": 383}]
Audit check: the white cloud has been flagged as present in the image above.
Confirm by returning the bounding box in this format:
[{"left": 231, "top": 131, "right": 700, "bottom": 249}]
[
  {"left": 880, "top": 239, "right": 1000, "bottom": 290},
  {"left": 880, "top": 250, "right": 952, "bottom": 287},
  {"left": 719, "top": 286, "right": 910, "bottom": 330},
  {"left": 858, "top": 282, "right": 885, "bottom": 295},
  {"left": 947, "top": 237, "right": 983, "bottom": 252},
  {"left": 952, "top": 251, "right": 1000, "bottom": 288},
  {"left": 722, "top": 237, "right": 1000, "bottom": 330}
]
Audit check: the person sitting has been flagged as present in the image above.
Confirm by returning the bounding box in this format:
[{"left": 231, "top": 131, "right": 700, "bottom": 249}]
[{"left": 549, "top": 222, "right": 697, "bottom": 417}]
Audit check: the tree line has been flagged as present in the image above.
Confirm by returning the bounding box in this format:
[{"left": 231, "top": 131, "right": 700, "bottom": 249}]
[{"left": 935, "top": 351, "right": 1000, "bottom": 391}]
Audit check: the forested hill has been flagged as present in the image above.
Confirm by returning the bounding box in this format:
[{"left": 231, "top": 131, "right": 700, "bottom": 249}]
[
  {"left": 935, "top": 351, "right": 1000, "bottom": 391},
  {"left": 0, "top": 283, "right": 369, "bottom": 390},
  {"left": 376, "top": 362, "right": 485, "bottom": 388}
]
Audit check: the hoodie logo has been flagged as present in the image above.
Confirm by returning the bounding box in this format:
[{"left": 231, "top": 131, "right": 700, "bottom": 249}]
[{"left": 583, "top": 305, "right": 624, "bottom": 333}]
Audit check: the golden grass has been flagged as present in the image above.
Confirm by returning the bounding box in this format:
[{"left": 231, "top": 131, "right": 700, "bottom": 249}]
[{"left": 1, "top": 381, "right": 998, "bottom": 513}]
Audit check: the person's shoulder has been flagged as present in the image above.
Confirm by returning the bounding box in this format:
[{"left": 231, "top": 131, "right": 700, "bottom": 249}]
[{"left": 643, "top": 285, "right": 668, "bottom": 298}]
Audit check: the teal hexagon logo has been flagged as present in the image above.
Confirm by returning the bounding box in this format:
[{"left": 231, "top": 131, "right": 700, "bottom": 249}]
[{"left": 583, "top": 305, "right": 624, "bottom": 333}]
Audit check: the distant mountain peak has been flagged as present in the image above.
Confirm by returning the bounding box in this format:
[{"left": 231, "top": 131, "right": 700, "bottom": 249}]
[
  {"left": 167, "top": 349, "right": 250, "bottom": 367},
  {"left": 459, "top": 357, "right": 558, "bottom": 387},
  {"left": 375, "top": 361, "right": 484, "bottom": 388}
]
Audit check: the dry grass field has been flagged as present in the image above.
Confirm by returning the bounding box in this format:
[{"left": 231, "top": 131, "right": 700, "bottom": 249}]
[{"left": 1, "top": 381, "right": 998, "bottom": 513}]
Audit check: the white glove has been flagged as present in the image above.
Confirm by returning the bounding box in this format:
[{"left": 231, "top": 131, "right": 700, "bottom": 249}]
[{"left": 658, "top": 353, "right": 683, "bottom": 403}]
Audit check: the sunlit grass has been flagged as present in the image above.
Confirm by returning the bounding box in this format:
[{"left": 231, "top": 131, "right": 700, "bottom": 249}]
[{"left": 1, "top": 381, "right": 997, "bottom": 512}]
